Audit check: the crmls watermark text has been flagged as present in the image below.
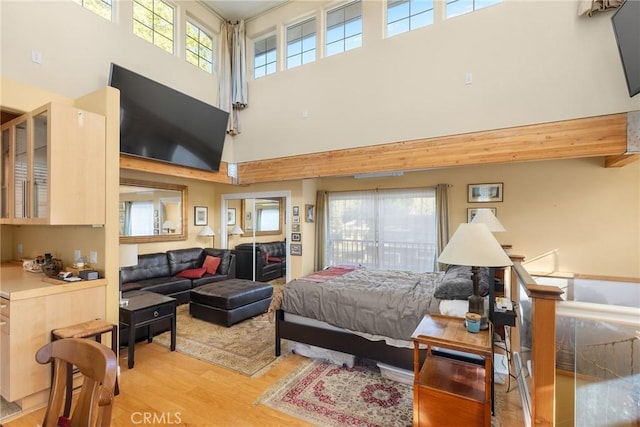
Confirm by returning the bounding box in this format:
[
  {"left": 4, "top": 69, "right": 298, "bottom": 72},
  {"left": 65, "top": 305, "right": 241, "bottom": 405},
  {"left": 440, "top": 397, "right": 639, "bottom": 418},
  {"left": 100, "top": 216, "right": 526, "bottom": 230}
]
[{"left": 130, "top": 412, "right": 183, "bottom": 424}]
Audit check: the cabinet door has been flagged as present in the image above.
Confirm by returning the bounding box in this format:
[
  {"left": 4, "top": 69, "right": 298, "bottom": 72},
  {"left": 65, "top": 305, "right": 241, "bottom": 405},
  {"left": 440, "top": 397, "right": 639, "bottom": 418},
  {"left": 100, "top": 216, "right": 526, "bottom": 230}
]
[
  {"left": 31, "top": 110, "right": 48, "bottom": 220},
  {"left": 1, "top": 126, "right": 10, "bottom": 220},
  {"left": 12, "top": 118, "right": 28, "bottom": 220}
]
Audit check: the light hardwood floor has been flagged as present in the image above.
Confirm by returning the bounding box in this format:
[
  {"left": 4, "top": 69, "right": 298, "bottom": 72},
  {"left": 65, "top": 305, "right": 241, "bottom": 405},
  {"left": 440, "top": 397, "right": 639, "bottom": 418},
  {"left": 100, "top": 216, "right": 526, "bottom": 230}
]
[{"left": 4, "top": 342, "right": 524, "bottom": 426}]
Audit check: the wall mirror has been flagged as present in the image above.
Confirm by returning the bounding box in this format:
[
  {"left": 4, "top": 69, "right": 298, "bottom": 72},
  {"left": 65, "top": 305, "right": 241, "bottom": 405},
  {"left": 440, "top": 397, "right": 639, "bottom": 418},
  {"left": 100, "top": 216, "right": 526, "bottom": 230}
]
[
  {"left": 241, "top": 197, "right": 284, "bottom": 236},
  {"left": 119, "top": 178, "right": 187, "bottom": 243}
]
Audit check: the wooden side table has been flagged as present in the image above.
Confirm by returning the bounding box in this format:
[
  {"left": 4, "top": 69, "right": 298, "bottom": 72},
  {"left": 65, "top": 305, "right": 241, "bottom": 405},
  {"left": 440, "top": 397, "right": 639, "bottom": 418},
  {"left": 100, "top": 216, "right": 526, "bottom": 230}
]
[
  {"left": 119, "top": 291, "right": 176, "bottom": 369},
  {"left": 411, "top": 314, "right": 492, "bottom": 427}
]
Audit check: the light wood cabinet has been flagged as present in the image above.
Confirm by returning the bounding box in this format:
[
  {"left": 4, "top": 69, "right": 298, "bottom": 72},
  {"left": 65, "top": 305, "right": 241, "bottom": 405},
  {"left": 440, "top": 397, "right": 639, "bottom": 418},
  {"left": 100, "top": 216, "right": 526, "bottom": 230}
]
[
  {"left": 412, "top": 314, "right": 492, "bottom": 427},
  {"left": 0, "top": 284, "right": 106, "bottom": 404},
  {"left": 0, "top": 102, "right": 106, "bottom": 225}
]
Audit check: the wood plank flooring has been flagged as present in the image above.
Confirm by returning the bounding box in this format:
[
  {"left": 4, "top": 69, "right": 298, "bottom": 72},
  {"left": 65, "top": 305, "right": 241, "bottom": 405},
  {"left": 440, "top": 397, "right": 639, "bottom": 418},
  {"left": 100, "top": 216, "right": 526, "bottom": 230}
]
[{"left": 4, "top": 342, "right": 525, "bottom": 426}]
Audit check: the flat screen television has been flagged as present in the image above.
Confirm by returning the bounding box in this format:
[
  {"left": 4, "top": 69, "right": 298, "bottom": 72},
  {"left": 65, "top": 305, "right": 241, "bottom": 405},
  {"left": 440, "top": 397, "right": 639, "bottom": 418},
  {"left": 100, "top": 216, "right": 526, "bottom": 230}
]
[
  {"left": 108, "top": 63, "right": 229, "bottom": 171},
  {"left": 611, "top": 0, "right": 640, "bottom": 97}
]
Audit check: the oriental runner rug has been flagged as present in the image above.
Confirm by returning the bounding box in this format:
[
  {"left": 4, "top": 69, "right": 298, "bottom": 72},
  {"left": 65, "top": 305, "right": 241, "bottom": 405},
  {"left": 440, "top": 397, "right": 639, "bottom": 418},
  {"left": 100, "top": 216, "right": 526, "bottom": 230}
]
[
  {"left": 258, "top": 359, "right": 503, "bottom": 427},
  {"left": 257, "top": 360, "right": 414, "bottom": 427}
]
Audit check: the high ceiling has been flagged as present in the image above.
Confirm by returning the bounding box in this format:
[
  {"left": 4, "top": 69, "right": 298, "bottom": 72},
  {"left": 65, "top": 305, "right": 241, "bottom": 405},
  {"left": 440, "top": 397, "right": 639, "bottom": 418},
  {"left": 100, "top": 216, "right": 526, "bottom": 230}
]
[{"left": 200, "top": 0, "right": 289, "bottom": 21}]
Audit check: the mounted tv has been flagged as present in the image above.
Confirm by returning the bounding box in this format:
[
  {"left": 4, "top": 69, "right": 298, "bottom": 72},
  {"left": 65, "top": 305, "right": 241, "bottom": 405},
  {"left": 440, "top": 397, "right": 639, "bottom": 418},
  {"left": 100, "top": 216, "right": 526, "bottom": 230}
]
[
  {"left": 611, "top": 0, "right": 640, "bottom": 97},
  {"left": 109, "top": 63, "right": 229, "bottom": 171}
]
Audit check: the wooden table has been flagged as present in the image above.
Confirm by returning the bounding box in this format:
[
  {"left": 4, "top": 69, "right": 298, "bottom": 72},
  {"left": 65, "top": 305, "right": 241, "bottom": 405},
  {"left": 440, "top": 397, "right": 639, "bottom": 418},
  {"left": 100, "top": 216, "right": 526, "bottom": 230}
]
[
  {"left": 411, "top": 314, "right": 492, "bottom": 427},
  {"left": 119, "top": 291, "right": 176, "bottom": 369}
]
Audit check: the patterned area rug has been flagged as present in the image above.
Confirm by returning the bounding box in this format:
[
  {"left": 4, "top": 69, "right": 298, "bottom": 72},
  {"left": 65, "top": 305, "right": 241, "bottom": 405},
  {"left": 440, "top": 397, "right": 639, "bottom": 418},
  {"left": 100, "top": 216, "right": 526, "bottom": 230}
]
[
  {"left": 154, "top": 304, "right": 284, "bottom": 376},
  {"left": 257, "top": 360, "right": 414, "bottom": 427}
]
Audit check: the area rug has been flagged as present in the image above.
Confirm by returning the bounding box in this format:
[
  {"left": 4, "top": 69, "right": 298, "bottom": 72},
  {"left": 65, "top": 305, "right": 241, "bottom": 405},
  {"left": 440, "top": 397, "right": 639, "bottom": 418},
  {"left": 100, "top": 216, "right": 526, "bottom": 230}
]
[
  {"left": 154, "top": 304, "right": 284, "bottom": 376},
  {"left": 257, "top": 360, "right": 414, "bottom": 427}
]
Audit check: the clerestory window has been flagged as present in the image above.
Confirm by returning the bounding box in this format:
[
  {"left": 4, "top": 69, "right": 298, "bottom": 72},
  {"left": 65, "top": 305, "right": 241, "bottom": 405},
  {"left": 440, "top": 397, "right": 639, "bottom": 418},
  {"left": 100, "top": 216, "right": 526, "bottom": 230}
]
[
  {"left": 186, "top": 21, "right": 214, "bottom": 73},
  {"left": 326, "top": 1, "right": 362, "bottom": 57},
  {"left": 73, "top": 0, "right": 112, "bottom": 21},
  {"left": 387, "top": 0, "right": 434, "bottom": 37},
  {"left": 287, "top": 18, "right": 317, "bottom": 69},
  {"left": 133, "top": 0, "right": 174, "bottom": 54},
  {"left": 254, "top": 34, "right": 277, "bottom": 79}
]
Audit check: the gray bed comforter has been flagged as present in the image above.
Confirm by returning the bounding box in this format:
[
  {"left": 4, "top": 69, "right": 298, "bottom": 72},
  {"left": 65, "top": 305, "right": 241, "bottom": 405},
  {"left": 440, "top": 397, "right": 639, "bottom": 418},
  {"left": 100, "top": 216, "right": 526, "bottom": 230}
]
[{"left": 281, "top": 269, "right": 443, "bottom": 341}]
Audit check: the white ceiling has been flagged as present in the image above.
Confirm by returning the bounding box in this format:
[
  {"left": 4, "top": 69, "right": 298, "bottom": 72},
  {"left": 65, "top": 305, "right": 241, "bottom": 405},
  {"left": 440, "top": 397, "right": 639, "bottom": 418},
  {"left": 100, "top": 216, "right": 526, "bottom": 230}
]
[{"left": 200, "top": 0, "right": 289, "bottom": 21}]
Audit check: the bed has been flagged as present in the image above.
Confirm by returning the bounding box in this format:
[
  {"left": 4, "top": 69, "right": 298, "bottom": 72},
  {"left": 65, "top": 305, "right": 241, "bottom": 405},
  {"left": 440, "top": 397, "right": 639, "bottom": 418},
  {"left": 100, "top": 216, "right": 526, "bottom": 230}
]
[{"left": 272, "top": 265, "right": 493, "bottom": 371}]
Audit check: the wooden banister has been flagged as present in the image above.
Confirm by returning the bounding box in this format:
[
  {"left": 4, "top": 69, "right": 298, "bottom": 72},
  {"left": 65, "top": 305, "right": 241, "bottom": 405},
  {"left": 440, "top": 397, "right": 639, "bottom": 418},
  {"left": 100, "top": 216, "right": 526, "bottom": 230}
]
[{"left": 511, "top": 261, "right": 563, "bottom": 427}]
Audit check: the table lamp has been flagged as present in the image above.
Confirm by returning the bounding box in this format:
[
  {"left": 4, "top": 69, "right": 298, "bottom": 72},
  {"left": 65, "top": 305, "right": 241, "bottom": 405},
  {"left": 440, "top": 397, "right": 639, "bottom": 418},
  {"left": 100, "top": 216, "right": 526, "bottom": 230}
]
[
  {"left": 437, "top": 223, "right": 512, "bottom": 326},
  {"left": 119, "top": 244, "right": 138, "bottom": 306},
  {"left": 199, "top": 226, "right": 215, "bottom": 248},
  {"left": 229, "top": 224, "right": 244, "bottom": 248},
  {"left": 162, "top": 220, "right": 175, "bottom": 234},
  {"left": 470, "top": 208, "right": 506, "bottom": 232}
]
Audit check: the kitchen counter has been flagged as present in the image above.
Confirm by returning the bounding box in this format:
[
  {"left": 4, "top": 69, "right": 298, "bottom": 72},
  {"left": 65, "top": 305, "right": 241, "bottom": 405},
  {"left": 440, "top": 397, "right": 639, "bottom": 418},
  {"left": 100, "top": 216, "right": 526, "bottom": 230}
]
[{"left": 0, "top": 263, "right": 107, "bottom": 301}]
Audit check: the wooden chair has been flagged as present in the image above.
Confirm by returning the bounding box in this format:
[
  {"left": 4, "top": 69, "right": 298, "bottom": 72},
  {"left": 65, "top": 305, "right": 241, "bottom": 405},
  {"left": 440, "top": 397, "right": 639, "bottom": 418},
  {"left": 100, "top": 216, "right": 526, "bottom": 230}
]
[{"left": 36, "top": 338, "right": 117, "bottom": 427}]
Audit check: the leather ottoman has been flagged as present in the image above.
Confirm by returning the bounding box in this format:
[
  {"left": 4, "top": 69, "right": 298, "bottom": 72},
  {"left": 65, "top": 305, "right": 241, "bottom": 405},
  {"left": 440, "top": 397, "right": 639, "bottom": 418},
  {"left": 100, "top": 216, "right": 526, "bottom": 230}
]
[{"left": 189, "top": 279, "right": 273, "bottom": 327}]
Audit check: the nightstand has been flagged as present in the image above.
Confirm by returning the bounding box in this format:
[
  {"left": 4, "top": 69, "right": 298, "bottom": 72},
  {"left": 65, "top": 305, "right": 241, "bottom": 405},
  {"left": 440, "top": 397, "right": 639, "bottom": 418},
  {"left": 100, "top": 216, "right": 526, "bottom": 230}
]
[{"left": 411, "top": 314, "right": 492, "bottom": 427}]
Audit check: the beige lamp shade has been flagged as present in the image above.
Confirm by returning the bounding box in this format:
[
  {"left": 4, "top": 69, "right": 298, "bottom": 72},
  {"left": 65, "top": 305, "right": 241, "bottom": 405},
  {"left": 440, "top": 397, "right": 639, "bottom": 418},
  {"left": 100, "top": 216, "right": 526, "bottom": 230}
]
[
  {"left": 470, "top": 208, "right": 506, "bottom": 232},
  {"left": 198, "top": 226, "right": 215, "bottom": 237},
  {"left": 230, "top": 225, "right": 244, "bottom": 235},
  {"left": 438, "top": 223, "right": 512, "bottom": 267},
  {"left": 119, "top": 244, "right": 138, "bottom": 268}
]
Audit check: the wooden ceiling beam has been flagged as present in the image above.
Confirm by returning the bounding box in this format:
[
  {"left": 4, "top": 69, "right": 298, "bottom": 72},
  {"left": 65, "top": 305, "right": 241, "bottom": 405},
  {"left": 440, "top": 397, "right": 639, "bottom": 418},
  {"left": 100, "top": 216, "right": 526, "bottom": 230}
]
[
  {"left": 604, "top": 153, "right": 640, "bottom": 168},
  {"left": 237, "top": 113, "right": 628, "bottom": 185}
]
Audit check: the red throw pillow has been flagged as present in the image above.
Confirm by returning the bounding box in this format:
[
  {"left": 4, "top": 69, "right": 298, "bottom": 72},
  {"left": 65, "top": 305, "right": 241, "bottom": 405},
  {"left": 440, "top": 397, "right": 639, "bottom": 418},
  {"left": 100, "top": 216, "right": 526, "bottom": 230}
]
[
  {"left": 176, "top": 267, "right": 207, "bottom": 279},
  {"left": 264, "top": 251, "right": 269, "bottom": 264},
  {"left": 268, "top": 256, "right": 281, "bottom": 263},
  {"left": 202, "top": 255, "right": 221, "bottom": 275}
]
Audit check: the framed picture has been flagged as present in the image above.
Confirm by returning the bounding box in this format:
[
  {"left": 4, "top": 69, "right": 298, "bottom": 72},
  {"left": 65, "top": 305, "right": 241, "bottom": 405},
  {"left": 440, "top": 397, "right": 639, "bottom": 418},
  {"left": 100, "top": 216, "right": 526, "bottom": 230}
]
[
  {"left": 467, "top": 207, "right": 497, "bottom": 223},
  {"left": 291, "top": 232, "right": 301, "bottom": 242},
  {"left": 227, "top": 208, "right": 236, "bottom": 225},
  {"left": 292, "top": 216, "right": 300, "bottom": 223},
  {"left": 293, "top": 206, "right": 300, "bottom": 216},
  {"left": 305, "top": 204, "right": 315, "bottom": 223},
  {"left": 468, "top": 183, "right": 503, "bottom": 203},
  {"left": 194, "top": 206, "right": 208, "bottom": 225},
  {"left": 292, "top": 223, "right": 300, "bottom": 232},
  {"left": 290, "top": 244, "right": 302, "bottom": 256}
]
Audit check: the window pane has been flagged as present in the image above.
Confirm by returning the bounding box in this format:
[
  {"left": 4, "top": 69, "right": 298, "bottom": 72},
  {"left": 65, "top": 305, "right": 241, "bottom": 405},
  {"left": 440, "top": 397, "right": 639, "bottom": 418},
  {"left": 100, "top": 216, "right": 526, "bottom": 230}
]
[
  {"left": 326, "top": 40, "right": 343, "bottom": 57},
  {"left": 388, "top": 1, "right": 410, "bottom": 23},
  {"left": 344, "top": 18, "right": 362, "bottom": 38},
  {"left": 266, "top": 62, "right": 276, "bottom": 75},
  {"left": 302, "top": 34, "right": 315, "bottom": 51},
  {"left": 287, "top": 55, "right": 301, "bottom": 69},
  {"left": 266, "top": 50, "right": 276, "bottom": 63},
  {"left": 388, "top": 18, "right": 410, "bottom": 37},
  {"left": 133, "top": 21, "right": 153, "bottom": 42},
  {"left": 288, "top": 40, "right": 302, "bottom": 56},
  {"left": 326, "top": 25, "right": 344, "bottom": 44},
  {"left": 344, "top": 34, "right": 362, "bottom": 51},
  {"left": 255, "top": 53, "right": 266, "bottom": 67},
  {"left": 411, "top": 0, "right": 431, "bottom": 14},
  {"left": 411, "top": 10, "right": 432, "bottom": 28},
  {"left": 186, "top": 50, "right": 198, "bottom": 65},
  {"left": 302, "top": 50, "right": 315, "bottom": 64},
  {"left": 446, "top": 0, "right": 473, "bottom": 18}
]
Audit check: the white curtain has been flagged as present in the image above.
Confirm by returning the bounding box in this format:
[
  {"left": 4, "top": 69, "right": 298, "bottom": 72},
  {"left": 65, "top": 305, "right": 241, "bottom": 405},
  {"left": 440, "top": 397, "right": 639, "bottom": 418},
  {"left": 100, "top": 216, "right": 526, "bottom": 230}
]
[
  {"left": 218, "top": 20, "right": 248, "bottom": 135},
  {"left": 578, "top": 0, "right": 622, "bottom": 16}
]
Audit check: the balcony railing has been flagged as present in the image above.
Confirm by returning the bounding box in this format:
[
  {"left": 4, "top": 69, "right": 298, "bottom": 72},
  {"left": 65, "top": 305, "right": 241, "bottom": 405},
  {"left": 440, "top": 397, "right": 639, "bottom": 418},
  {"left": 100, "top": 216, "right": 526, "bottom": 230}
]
[{"left": 326, "top": 239, "right": 436, "bottom": 272}]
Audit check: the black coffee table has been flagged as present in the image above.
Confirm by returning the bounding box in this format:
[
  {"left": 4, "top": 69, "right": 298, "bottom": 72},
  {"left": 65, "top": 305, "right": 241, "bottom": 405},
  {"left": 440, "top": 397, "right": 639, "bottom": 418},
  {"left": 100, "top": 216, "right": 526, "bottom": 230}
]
[{"left": 119, "top": 291, "right": 176, "bottom": 368}]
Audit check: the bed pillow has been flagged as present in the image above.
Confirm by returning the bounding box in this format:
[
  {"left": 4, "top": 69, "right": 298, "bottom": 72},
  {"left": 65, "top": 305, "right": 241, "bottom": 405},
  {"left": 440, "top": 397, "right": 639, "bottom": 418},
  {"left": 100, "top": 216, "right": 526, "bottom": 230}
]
[
  {"left": 443, "top": 265, "right": 491, "bottom": 296},
  {"left": 176, "top": 267, "right": 207, "bottom": 279},
  {"left": 202, "top": 255, "right": 221, "bottom": 274},
  {"left": 434, "top": 277, "right": 473, "bottom": 300}
]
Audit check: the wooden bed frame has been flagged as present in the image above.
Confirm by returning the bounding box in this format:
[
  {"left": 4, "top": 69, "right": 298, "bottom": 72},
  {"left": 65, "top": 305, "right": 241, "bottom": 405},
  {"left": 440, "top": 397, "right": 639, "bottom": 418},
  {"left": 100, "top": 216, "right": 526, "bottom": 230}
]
[{"left": 275, "top": 309, "right": 426, "bottom": 371}]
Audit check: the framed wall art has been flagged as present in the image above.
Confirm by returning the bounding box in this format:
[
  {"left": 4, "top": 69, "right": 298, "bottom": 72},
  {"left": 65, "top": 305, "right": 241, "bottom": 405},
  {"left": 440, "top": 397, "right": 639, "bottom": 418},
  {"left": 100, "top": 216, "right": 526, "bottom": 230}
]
[
  {"left": 194, "top": 206, "right": 208, "bottom": 225},
  {"left": 227, "top": 208, "right": 236, "bottom": 225},
  {"left": 291, "top": 232, "right": 301, "bottom": 242},
  {"left": 290, "top": 244, "right": 302, "bottom": 256},
  {"left": 468, "top": 183, "right": 503, "bottom": 203},
  {"left": 305, "top": 204, "right": 315, "bottom": 222},
  {"left": 467, "top": 207, "right": 497, "bottom": 223}
]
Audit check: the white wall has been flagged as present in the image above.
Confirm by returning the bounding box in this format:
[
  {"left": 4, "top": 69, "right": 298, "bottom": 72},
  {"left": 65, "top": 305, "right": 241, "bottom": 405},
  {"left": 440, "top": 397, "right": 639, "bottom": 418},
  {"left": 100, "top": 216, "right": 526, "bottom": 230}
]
[
  {"left": 2, "top": 1, "right": 638, "bottom": 165},
  {"left": 235, "top": 0, "right": 640, "bottom": 162},
  {"left": 0, "top": 0, "right": 235, "bottom": 159}
]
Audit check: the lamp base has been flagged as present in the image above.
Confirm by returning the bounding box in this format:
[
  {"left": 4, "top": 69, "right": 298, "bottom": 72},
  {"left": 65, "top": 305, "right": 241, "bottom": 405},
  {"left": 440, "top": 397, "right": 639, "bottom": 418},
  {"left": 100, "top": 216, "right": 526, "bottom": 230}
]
[{"left": 468, "top": 294, "right": 488, "bottom": 330}]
